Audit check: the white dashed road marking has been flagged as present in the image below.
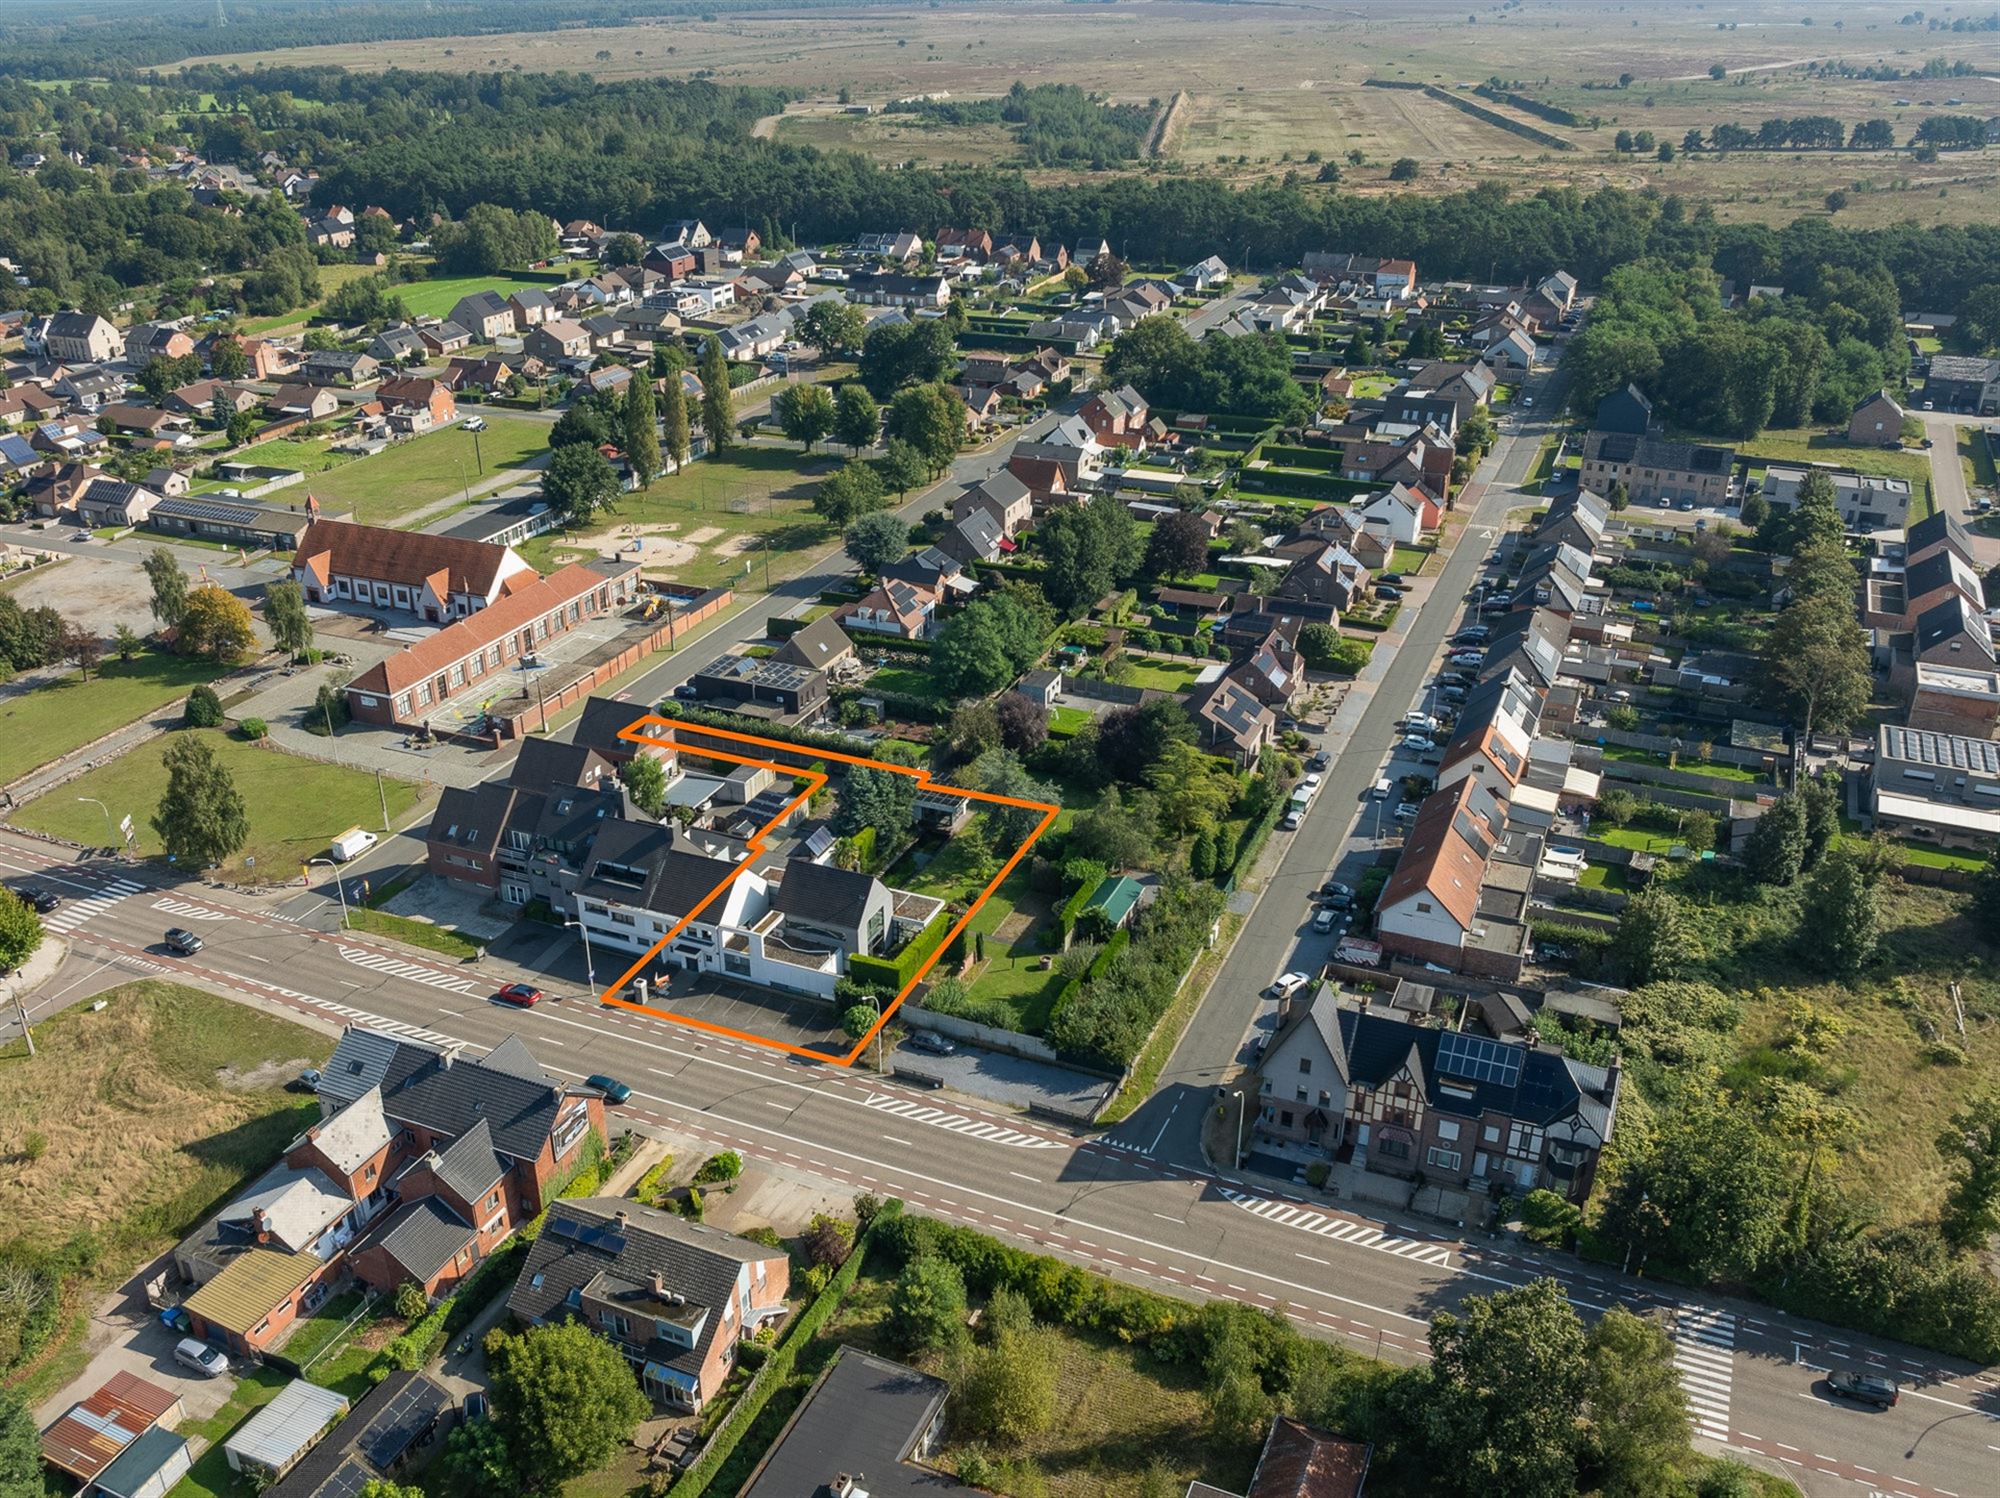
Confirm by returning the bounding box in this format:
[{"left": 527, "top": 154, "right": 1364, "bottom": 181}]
[
  {"left": 862, "top": 1092, "right": 1066, "bottom": 1150},
  {"left": 1673, "top": 1306, "right": 1737, "bottom": 1445},
  {"left": 1220, "top": 1188, "right": 1455, "bottom": 1267},
  {"left": 335, "top": 945, "right": 487, "bottom": 997}
]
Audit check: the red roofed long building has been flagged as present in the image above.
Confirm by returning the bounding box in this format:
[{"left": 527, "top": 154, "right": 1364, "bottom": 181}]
[
  {"left": 41, "top": 1373, "right": 185, "bottom": 1483},
  {"left": 292, "top": 518, "right": 536, "bottom": 623},
  {"left": 1373, "top": 777, "right": 1523, "bottom": 979},
  {"left": 345, "top": 561, "right": 639, "bottom": 727}
]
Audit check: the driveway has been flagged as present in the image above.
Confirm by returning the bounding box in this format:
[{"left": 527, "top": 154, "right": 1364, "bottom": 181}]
[{"left": 35, "top": 1268, "right": 244, "bottom": 1426}]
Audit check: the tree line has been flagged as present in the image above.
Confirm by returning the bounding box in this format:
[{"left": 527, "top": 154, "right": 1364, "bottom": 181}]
[{"left": 887, "top": 81, "right": 1153, "bottom": 169}]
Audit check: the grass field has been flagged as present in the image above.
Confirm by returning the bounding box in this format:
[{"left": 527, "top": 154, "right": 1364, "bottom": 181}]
[
  {"left": 11, "top": 729, "right": 424, "bottom": 880},
  {"left": 1728, "top": 426, "right": 1933, "bottom": 488},
  {"left": 0, "top": 651, "right": 227, "bottom": 786},
  {"left": 395, "top": 273, "right": 553, "bottom": 322},
  {"left": 308, "top": 417, "right": 549, "bottom": 524},
  {"left": 1112, "top": 655, "right": 1209, "bottom": 694},
  {"left": 0, "top": 982, "right": 327, "bottom": 1401},
  {"left": 519, "top": 446, "right": 841, "bottom": 591},
  {"left": 228, "top": 436, "right": 353, "bottom": 476}
]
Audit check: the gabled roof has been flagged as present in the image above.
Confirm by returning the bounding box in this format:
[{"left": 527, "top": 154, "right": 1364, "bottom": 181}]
[
  {"left": 1378, "top": 778, "right": 1504, "bottom": 933},
  {"left": 377, "top": 1043, "right": 582, "bottom": 1164},
  {"left": 1247, "top": 1415, "right": 1371, "bottom": 1498},
  {"left": 453, "top": 290, "right": 512, "bottom": 319},
  {"left": 426, "top": 1116, "right": 507, "bottom": 1204},
  {"left": 508, "top": 735, "right": 614, "bottom": 793},
  {"left": 579, "top": 818, "right": 751, "bottom": 923},
  {"left": 318, "top": 1027, "right": 444, "bottom": 1110},
  {"left": 293, "top": 518, "right": 516, "bottom": 597},
  {"left": 1915, "top": 593, "right": 1995, "bottom": 662},
  {"left": 773, "top": 612, "right": 855, "bottom": 671},
  {"left": 301, "top": 1088, "right": 390, "bottom": 1173},
  {"left": 1906, "top": 508, "right": 1974, "bottom": 566},
  {"left": 375, "top": 1197, "right": 476, "bottom": 1283},
  {"left": 572, "top": 695, "right": 652, "bottom": 759},
  {"left": 349, "top": 564, "right": 611, "bottom": 699}
]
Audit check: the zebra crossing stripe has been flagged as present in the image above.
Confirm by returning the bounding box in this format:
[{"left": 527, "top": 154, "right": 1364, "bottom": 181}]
[
  {"left": 152, "top": 897, "right": 232, "bottom": 922},
  {"left": 1220, "top": 1188, "right": 1455, "bottom": 1268},
  {"left": 863, "top": 1093, "right": 1065, "bottom": 1150},
  {"left": 43, "top": 878, "right": 146, "bottom": 934},
  {"left": 335, "top": 945, "right": 486, "bottom": 996},
  {"left": 1672, "top": 1306, "right": 1737, "bottom": 1444}
]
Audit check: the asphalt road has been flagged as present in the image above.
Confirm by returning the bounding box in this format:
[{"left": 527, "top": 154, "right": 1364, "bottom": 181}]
[{"left": 2, "top": 830, "right": 1994, "bottom": 1498}]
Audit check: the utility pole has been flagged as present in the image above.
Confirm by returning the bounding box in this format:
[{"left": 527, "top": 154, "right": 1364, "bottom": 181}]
[
  {"left": 376, "top": 769, "right": 390, "bottom": 832},
  {"left": 9, "top": 987, "right": 33, "bottom": 1056}
]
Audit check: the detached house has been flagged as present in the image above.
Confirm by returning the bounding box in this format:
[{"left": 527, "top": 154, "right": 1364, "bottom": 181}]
[
  {"left": 1187, "top": 674, "right": 1275, "bottom": 767},
  {"left": 953, "top": 471, "right": 1034, "bottom": 538},
  {"left": 301, "top": 350, "right": 379, "bottom": 388},
  {"left": 1255, "top": 987, "right": 1619, "bottom": 1200},
  {"left": 450, "top": 291, "right": 518, "bottom": 344},
  {"left": 1079, "top": 384, "right": 1150, "bottom": 450},
  {"left": 508, "top": 1198, "right": 789, "bottom": 1411},
  {"left": 45, "top": 311, "right": 121, "bottom": 364},
  {"left": 1279, "top": 541, "right": 1369, "bottom": 613},
  {"left": 838, "top": 576, "right": 938, "bottom": 639},
  {"left": 125, "top": 322, "right": 195, "bottom": 370},
  {"left": 376, "top": 377, "right": 457, "bottom": 433},
  {"left": 1848, "top": 389, "right": 1906, "bottom": 447}
]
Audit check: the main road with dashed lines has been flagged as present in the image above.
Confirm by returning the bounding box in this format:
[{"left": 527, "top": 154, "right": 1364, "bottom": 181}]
[{"left": 2, "top": 829, "right": 1995, "bottom": 1497}]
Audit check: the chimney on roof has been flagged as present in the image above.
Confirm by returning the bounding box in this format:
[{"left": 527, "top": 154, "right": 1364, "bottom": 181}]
[
  {"left": 251, "top": 1207, "right": 270, "bottom": 1242},
  {"left": 614, "top": 1210, "right": 630, "bottom": 1231},
  {"left": 649, "top": 1272, "right": 667, "bottom": 1297}
]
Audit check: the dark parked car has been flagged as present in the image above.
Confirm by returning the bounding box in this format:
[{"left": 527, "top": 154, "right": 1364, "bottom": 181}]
[
  {"left": 492, "top": 983, "right": 544, "bottom": 1008},
  {"left": 164, "top": 928, "right": 203, "bottom": 956},
  {"left": 1825, "top": 1370, "right": 1899, "bottom": 1409},
  {"left": 1317, "top": 880, "right": 1354, "bottom": 899},
  {"left": 585, "top": 1073, "right": 632, "bottom": 1103},
  {"left": 906, "top": 1031, "right": 957, "bottom": 1057},
  {"left": 20, "top": 887, "right": 60, "bottom": 913}
]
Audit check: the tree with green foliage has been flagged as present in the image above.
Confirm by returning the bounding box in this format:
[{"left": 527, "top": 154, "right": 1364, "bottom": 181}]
[
  {"left": 833, "top": 383, "right": 880, "bottom": 454},
  {"left": 622, "top": 754, "right": 667, "bottom": 816},
  {"left": 1601, "top": 1096, "right": 1788, "bottom": 1281},
  {"left": 1938, "top": 1094, "right": 2000, "bottom": 1251},
  {"left": 151, "top": 732, "right": 248, "bottom": 871},
  {"left": 1040, "top": 496, "right": 1142, "bottom": 618},
  {"left": 208, "top": 334, "right": 249, "bottom": 381},
  {"left": 1784, "top": 534, "right": 1858, "bottom": 612},
  {"left": 858, "top": 318, "right": 954, "bottom": 397},
  {"left": 623, "top": 369, "right": 660, "bottom": 489},
  {"left": 837, "top": 763, "right": 918, "bottom": 843},
  {"left": 143, "top": 546, "right": 188, "bottom": 633},
  {"left": 884, "top": 382, "right": 964, "bottom": 475},
  {"left": 544, "top": 442, "right": 620, "bottom": 529},
  {"left": 1743, "top": 787, "right": 1807, "bottom": 885},
  {"left": 933, "top": 593, "right": 1046, "bottom": 697},
  {"left": 844, "top": 510, "right": 910, "bottom": 574},
  {"left": 226, "top": 408, "right": 259, "bottom": 447},
  {"left": 880, "top": 438, "right": 929, "bottom": 499},
  {"left": 1973, "top": 845, "right": 2000, "bottom": 941},
  {"left": 800, "top": 298, "right": 867, "bottom": 358},
  {"left": 440, "top": 1420, "right": 516, "bottom": 1492},
  {"left": 1776, "top": 470, "right": 1846, "bottom": 555},
  {"left": 813, "top": 460, "right": 888, "bottom": 526},
  {"left": 659, "top": 374, "right": 691, "bottom": 471},
  {"left": 263, "top": 580, "right": 313, "bottom": 662},
  {"left": 698, "top": 336, "right": 733, "bottom": 452},
  {"left": 0, "top": 888, "right": 43, "bottom": 976},
  {"left": 957, "top": 1326, "right": 1059, "bottom": 1442},
  {"left": 183, "top": 683, "right": 224, "bottom": 728},
  {"left": 1800, "top": 847, "right": 1878, "bottom": 975},
  {"left": 1612, "top": 885, "right": 1692, "bottom": 986},
  {"left": 777, "top": 381, "right": 836, "bottom": 452},
  {"left": 1584, "top": 1307, "right": 1692, "bottom": 1498},
  {"left": 887, "top": 1253, "right": 967, "bottom": 1356},
  {"left": 1760, "top": 591, "right": 1869, "bottom": 741},
  {"left": 1798, "top": 771, "right": 1842, "bottom": 871},
  {"left": 486, "top": 1322, "right": 648, "bottom": 1490},
  {"left": 0, "top": 1387, "right": 41, "bottom": 1498},
  {"left": 1417, "top": 1278, "right": 1590, "bottom": 1498},
  {"left": 1738, "top": 490, "right": 1769, "bottom": 533}
]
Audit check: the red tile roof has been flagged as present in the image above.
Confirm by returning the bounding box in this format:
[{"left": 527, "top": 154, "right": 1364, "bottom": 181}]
[
  {"left": 41, "top": 1373, "right": 182, "bottom": 1480},
  {"left": 349, "top": 564, "right": 612, "bottom": 699},
  {"left": 293, "top": 518, "right": 516, "bottom": 599}
]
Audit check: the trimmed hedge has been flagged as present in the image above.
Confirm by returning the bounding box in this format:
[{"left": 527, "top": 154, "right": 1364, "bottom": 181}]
[
  {"left": 848, "top": 908, "right": 954, "bottom": 997},
  {"left": 1234, "top": 468, "right": 1374, "bottom": 505},
  {"left": 672, "top": 1203, "right": 900, "bottom": 1498},
  {"left": 1254, "top": 442, "right": 1343, "bottom": 471}
]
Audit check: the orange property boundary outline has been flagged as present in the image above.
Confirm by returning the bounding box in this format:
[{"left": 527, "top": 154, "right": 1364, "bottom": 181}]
[{"left": 605, "top": 713, "right": 1059, "bottom": 1066}]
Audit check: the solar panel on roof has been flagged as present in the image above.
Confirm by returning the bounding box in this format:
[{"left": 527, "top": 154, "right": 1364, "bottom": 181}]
[
  {"left": 357, "top": 1381, "right": 445, "bottom": 1469},
  {"left": 548, "top": 1215, "right": 627, "bottom": 1254},
  {"left": 1435, "top": 1029, "right": 1523, "bottom": 1089},
  {"left": 312, "top": 1457, "right": 374, "bottom": 1498}
]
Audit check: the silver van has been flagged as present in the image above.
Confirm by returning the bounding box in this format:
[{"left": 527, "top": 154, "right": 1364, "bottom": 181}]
[{"left": 174, "top": 1337, "right": 228, "bottom": 1377}]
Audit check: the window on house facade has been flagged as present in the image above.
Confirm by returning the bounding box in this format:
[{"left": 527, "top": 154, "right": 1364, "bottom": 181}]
[
  {"left": 1295, "top": 1088, "right": 1308, "bottom": 1103},
  {"left": 1436, "top": 1120, "right": 1460, "bottom": 1143},
  {"left": 1378, "top": 1136, "right": 1411, "bottom": 1160},
  {"left": 1426, "top": 1147, "right": 1462, "bottom": 1171},
  {"left": 1298, "top": 1057, "right": 1311, "bottom": 1074},
  {"left": 1416, "top": 900, "right": 1433, "bottom": 913}
]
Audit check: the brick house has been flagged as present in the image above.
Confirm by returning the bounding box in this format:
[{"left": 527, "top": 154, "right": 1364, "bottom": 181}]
[
  {"left": 1255, "top": 987, "right": 1620, "bottom": 1201},
  {"left": 507, "top": 1198, "right": 790, "bottom": 1411},
  {"left": 1848, "top": 389, "right": 1906, "bottom": 447},
  {"left": 1078, "top": 384, "right": 1150, "bottom": 450},
  {"left": 376, "top": 377, "right": 458, "bottom": 431}
]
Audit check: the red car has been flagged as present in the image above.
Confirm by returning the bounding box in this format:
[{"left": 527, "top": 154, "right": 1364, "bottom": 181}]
[{"left": 493, "top": 984, "right": 544, "bottom": 1008}]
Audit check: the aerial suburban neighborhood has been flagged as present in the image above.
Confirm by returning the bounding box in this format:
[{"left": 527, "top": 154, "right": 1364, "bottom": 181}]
[{"left": 3, "top": 7, "right": 2000, "bottom": 1498}]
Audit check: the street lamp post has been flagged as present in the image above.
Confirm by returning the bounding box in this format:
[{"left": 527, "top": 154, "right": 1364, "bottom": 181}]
[
  {"left": 76, "top": 796, "right": 116, "bottom": 850},
  {"left": 563, "top": 917, "right": 598, "bottom": 993},
  {"left": 306, "top": 858, "right": 350, "bottom": 930}
]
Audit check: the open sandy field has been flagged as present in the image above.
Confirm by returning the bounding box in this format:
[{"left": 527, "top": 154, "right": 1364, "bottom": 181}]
[{"left": 185, "top": 0, "right": 2000, "bottom": 228}]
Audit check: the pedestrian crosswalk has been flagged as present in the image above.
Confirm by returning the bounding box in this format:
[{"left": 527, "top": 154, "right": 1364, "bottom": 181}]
[
  {"left": 863, "top": 1093, "right": 1066, "bottom": 1150},
  {"left": 335, "top": 945, "right": 488, "bottom": 997},
  {"left": 42, "top": 876, "right": 146, "bottom": 934},
  {"left": 152, "top": 897, "right": 232, "bottom": 923},
  {"left": 1673, "top": 1305, "right": 1737, "bottom": 1444},
  {"left": 1220, "top": 1187, "right": 1455, "bottom": 1267}
]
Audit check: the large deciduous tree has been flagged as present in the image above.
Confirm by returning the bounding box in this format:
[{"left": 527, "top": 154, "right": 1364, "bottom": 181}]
[
  {"left": 485, "top": 1322, "right": 648, "bottom": 1490},
  {"left": 544, "top": 443, "right": 619, "bottom": 528},
  {"left": 0, "top": 888, "right": 43, "bottom": 976},
  {"left": 833, "top": 383, "right": 881, "bottom": 454},
  {"left": 151, "top": 732, "right": 249, "bottom": 871},
  {"left": 884, "top": 382, "right": 964, "bottom": 476},
  {"left": 843, "top": 511, "right": 909, "bottom": 574},
  {"left": 1143, "top": 509, "right": 1213, "bottom": 580},
  {"left": 263, "top": 580, "right": 313, "bottom": 662},
  {"left": 777, "top": 381, "right": 836, "bottom": 452},
  {"left": 143, "top": 546, "right": 188, "bottom": 633},
  {"left": 813, "top": 461, "right": 887, "bottom": 526},
  {"left": 177, "top": 584, "right": 256, "bottom": 664}
]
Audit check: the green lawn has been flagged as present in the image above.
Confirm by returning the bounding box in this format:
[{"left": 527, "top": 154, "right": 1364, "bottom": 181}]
[
  {"left": 867, "top": 666, "right": 942, "bottom": 700},
  {"left": 0, "top": 651, "right": 227, "bottom": 786},
  {"left": 1961, "top": 425, "right": 1998, "bottom": 491},
  {"left": 229, "top": 436, "right": 352, "bottom": 476},
  {"left": 1576, "top": 863, "right": 1632, "bottom": 892},
  {"left": 1049, "top": 705, "right": 1094, "bottom": 737},
  {"left": 311, "top": 418, "right": 549, "bottom": 526},
  {"left": 0, "top": 982, "right": 327, "bottom": 1405},
  {"left": 1727, "top": 426, "right": 1932, "bottom": 488},
  {"left": 1113, "top": 655, "right": 1210, "bottom": 693},
  {"left": 343, "top": 907, "right": 483, "bottom": 959},
  {"left": 396, "top": 273, "right": 554, "bottom": 322},
  {"left": 11, "top": 729, "right": 424, "bottom": 881},
  {"left": 517, "top": 447, "right": 841, "bottom": 592},
  {"left": 1601, "top": 744, "right": 1762, "bottom": 783},
  {"left": 1389, "top": 545, "right": 1431, "bottom": 575},
  {"left": 1591, "top": 824, "right": 1689, "bottom": 855}
]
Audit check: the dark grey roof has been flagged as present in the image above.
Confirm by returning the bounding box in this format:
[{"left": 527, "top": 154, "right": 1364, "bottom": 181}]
[
  {"left": 770, "top": 858, "right": 881, "bottom": 932},
  {"left": 427, "top": 781, "right": 526, "bottom": 854},
  {"left": 1906, "top": 507, "right": 1973, "bottom": 562},
  {"left": 376, "top": 1197, "right": 475, "bottom": 1283},
  {"left": 740, "top": 1348, "right": 957, "bottom": 1498},
  {"left": 455, "top": 290, "right": 511, "bottom": 319},
  {"left": 264, "top": 1372, "right": 452, "bottom": 1498},
  {"left": 579, "top": 818, "right": 739, "bottom": 921},
  {"left": 509, "top": 288, "right": 553, "bottom": 310},
  {"left": 1905, "top": 548, "right": 1972, "bottom": 603},
  {"left": 428, "top": 1116, "right": 507, "bottom": 1204},
  {"left": 571, "top": 695, "right": 650, "bottom": 758},
  {"left": 1915, "top": 594, "right": 1994, "bottom": 661},
  {"left": 509, "top": 736, "right": 614, "bottom": 792},
  {"left": 376, "top": 1044, "right": 584, "bottom": 1163},
  {"left": 508, "top": 1199, "right": 782, "bottom": 1384},
  {"left": 773, "top": 613, "right": 854, "bottom": 671}
]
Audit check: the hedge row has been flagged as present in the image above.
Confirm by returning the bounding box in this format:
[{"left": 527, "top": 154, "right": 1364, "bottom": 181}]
[
  {"left": 1421, "top": 84, "right": 1575, "bottom": 150},
  {"left": 1253, "top": 442, "right": 1343, "bottom": 472},
  {"left": 1474, "top": 83, "right": 1582, "bottom": 128},
  {"left": 838, "top": 684, "right": 949, "bottom": 725},
  {"left": 672, "top": 1203, "right": 900, "bottom": 1498},
  {"left": 660, "top": 702, "right": 882, "bottom": 764},
  {"left": 1234, "top": 469, "right": 1373, "bottom": 505},
  {"left": 848, "top": 908, "right": 955, "bottom": 998}
]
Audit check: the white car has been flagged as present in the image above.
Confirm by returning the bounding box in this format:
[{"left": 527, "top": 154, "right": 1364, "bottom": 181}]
[
  {"left": 1449, "top": 651, "right": 1484, "bottom": 667},
  {"left": 463, "top": 416, "right": 487, "bottom": 432},
  {"left": 1312, "top": 908, "right": 1339, "bottom": 934},
  {"left": 1268, "top": 971, "right": 1312, "bottom": 1000},
  {"left": 1394, "top": 801, "right": 1422, "bottom": 822},
  {"left": 1402, "top": 734, "right": 1435, "bottom": 752}
]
